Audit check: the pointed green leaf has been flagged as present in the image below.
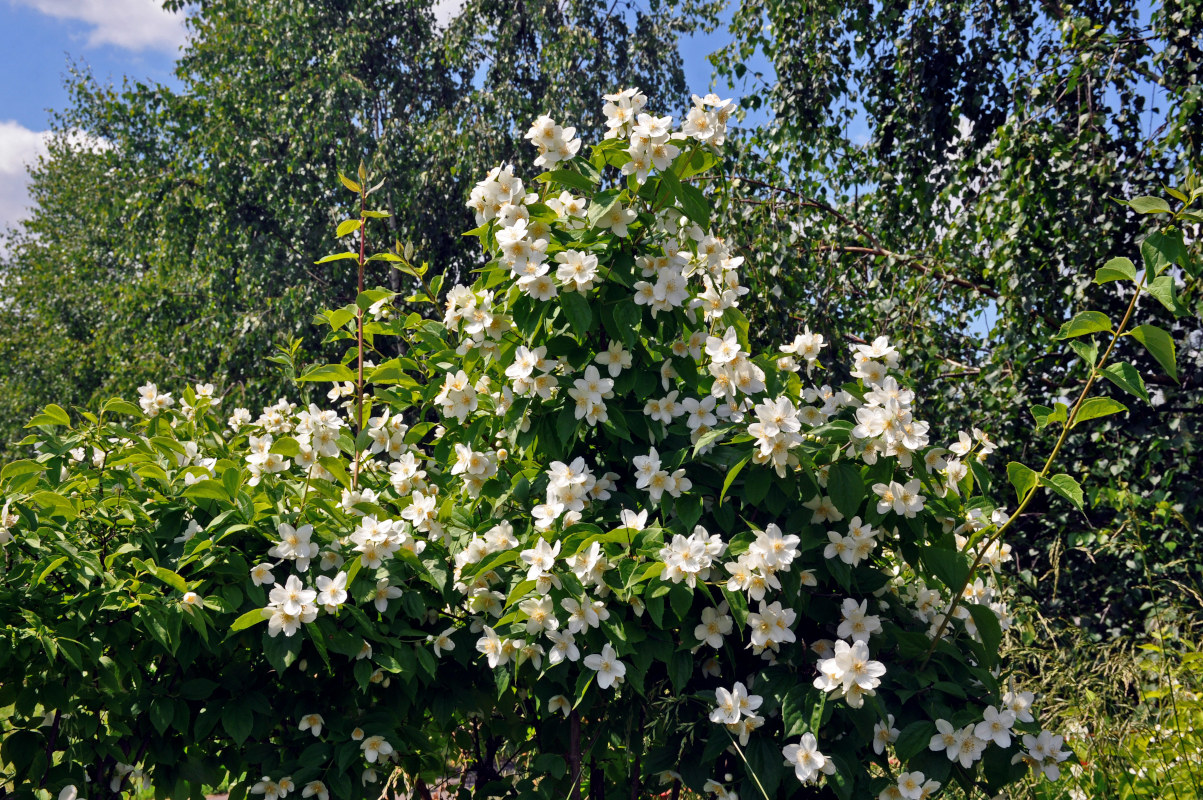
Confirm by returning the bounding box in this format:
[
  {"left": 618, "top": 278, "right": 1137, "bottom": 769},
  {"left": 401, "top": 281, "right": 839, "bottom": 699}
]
[
  {"left": 338, "top": 172, "right": 362, "bottom": 193},
  {"left": 1093, "top": 257, "right": 1136, "bottom": 285},
  {"left": 1101, "top": 362, "right": 1150, "bottom": 403},
  {"left": 1072, "top": 397, "right": 1128, "bottom": 427},
  {"left": 1056, "top": 311, "right": 1111, "bottom": 339},
  {"left": 1041, "top": 473, "right": 1085, "bottom": 512},
  {"left": 1007, "top": 461, "right": 1039, "bottom": 503},
  {"left": 335, "top": 219, "right": 362, "bottom": 238},
  {"left": 560, "top": 290, "right": 593, "bottom": 338},
  {"left": 1142, "top": 229, "right": 1189, "bottom": 277},
  {"left": 1127, "top": 196, "right": 1171, "bottom": 214},
  {"left": 1029, "top": 403, "right": 1068, "bottom": 429},
  {"left": 720, "top": 453, "right": 751, "bottom": 505},
  {"left": 314, "top": 251, "right": 358, "bottom": 265},
  {"left": 221, "top": 704, "right": 253, "bottom": 746},
  {"left": 1128, "top": 324, "right": 1178, "bottom": 382},
  {"left": 676, "top": 183, "right": 710, "bottom": 228},
  {"left": 1068, "top": 339, "right": 1099, "bottom": 368},
  {"left": 924, "top": 546, "right": 971, "bottom": 591},
  {"left": 537, "top": 169, "right": 596, "bottom": 193},
  {"left": 1146, "top": 276, "right": 1188, "bottom": 317},
  {"left": 826, "top": 462, "right": 864, "bottom": 519},
  {"left": 1, "top": 459, "right": 46, "bottom": 482},
  {"left": 966, "top": 603, "right": 1003, "bottom": 668},
  {"left": 102, "top": 397, "right": 144, "bottom": 417},
  {"left": 298, "top": 363, "right": 357, "bottom": 383},
  {"left": 26, "top": 403, "right": 71, "bottom": 428},
  {"left": 229, "top": 608, "right": 269, "bottom": 633}
]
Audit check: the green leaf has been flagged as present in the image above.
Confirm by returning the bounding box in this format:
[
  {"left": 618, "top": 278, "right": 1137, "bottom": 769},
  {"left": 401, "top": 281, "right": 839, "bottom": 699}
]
[
  {"left": 1128, "top": 324, "right": 1178, "bottom": 382},
  {"left": 102, "top": 397, "right": 144, "bottom": 417},
  {"left": 1142, "top": 229, "right": 1190, "bottom": 277},
  {"left": 1146, "top": 276, "right": 1188, "bottom": 316},
  {"left": 1041, "top": 473, "right": 1085, "bottom": 512},
  {"left": 1029, "top": 403, "right": 1068, "bottom": 429},
  {"left": 178, "top": 678, "right": 218, "bottom": 701},
  {"left": 1072, "top": 397, "right": 1127, "bottom": 427},
  {"left": 31, "top": 491, "right": 76, "bottom": 520},
  {"left": 895, "top": 721, "right": 937, "bottom": 761},
  {"left": 1101, "top": 361, "right": 1150, "bottom": 403},
  {"left": 150, "top": 697, "right": 174, "bottom": 735},
  {"left": 26, "top": 403, "right": 71, "bottom": 428},
  {"left": 1093, "top": 257, "right": 1136, "bottom": 284},
  {"left": 1, "top": 459, "right": 46, "bottom": 482},
  {"left": 531, "top": 753, "right": 567, "bottom": 780},
  {"left": 298, "top": 363, "right": 357, "bottom": 383},
  {"left": 183, "top": 480, "right": 230, "bottom": 503},
  {"left": 826, "top": 462, "right": 864, "bottom": 519},
  {"left": 338, "top": 172, "right": 362, "bottom": 193},
  {"left": 924, "top": 547, "right": 971, "bottom": 591},
  {"left": 335, "top": 219, "right": 362, "bottom": 238},
  {"left": 221, "top": 703, "right": 253, "bottom": 746},
  {"left": 691, "top": 427, "right": 728, "bottom": 457},
  {"left": 560, "top": 290, "right": 592, "bottom": 338},
  {"left": 149, "top": 565, "right": 188, "bottom": 593},
  {"left": 668, "top": 582, "right": 693, "bottom": 622},
  {"left": 1006, "top": 461, "right": 1039, "bottom": 503},
  {"left": 1069, "top": 339, "right": 1099, "bottom": 368},
  {"left": 668, "top": 650, "right": 692, "bottom": 692},
  {"left": 1127, "top": 196, "right": 1171, "bottom": 214},
  {"left": 537, "top": 169, "right": 596, "bottom": 193},
  {"left": 229, "top": 609, "right": 268, "bottom": 633},
  {"left": 676, "top": 183, "right": 710, "bottom": 228},
  {"left": 612, "top": 300, "right": 641, "bottom": 349},
  {"left": 1056, "top": 311, "right": 1111, "bottom": 339},
  {"left": 314, "top": 251, "right": 358, "bottom": 265},
  {"left": 966, "top": 603, "right": 1003, "bottom": 668}
]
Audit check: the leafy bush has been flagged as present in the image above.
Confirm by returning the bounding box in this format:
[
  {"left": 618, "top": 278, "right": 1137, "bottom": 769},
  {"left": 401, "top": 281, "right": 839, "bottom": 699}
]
[{"left": 8, "top": 89, "right": 1189, "bottom": 800}]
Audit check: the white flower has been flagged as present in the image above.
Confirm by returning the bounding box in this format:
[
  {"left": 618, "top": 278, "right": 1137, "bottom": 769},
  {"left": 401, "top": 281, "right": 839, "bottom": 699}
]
[
  {"left": 301, "top": 781, "right": 329, "bottom": 800},
  {"left": 782, "top": 732, "right": 835, "bottom": 785},
  {"left": 520, "top": 538, "right": 562, "bottom": 581},
  {"left": 975, "top": 705, "right": 1017, "bottom": 748},
  {"left": 315, "top": 572, "right": 348, "bottom": 613},
  {"left": 299, "top": 713, "right": 325, "bottom": 737},
  {"left": 548, "top": 694, "right": 572, "bottom": 718},
  {"left": 371, "top": 578, "right": 402, "bottom": 613},
  {"left": 694, "top": 605, "right": 733, "bottom": 648},
  {"left": 595, "top": 341, "right": 632, "bottom": 377},
  {"left": 583, "top": 642, "right": 627, "bottom": 689},
  {"left": 896, "top": 771, "right": 933, "bottom": 800},
  {"left": 360, "top": 735, "right": 393, "bottom": 763},
  {"left": 709, "top": 681, "right": 762, "bottom": 725},
  {"left": 836, "top": 598, "right": 882, "bottom": 643},
  {"left": 872, "top": 714, "right": 900, "bottom": 755},
  {"left": 813, "top": 639, "right": 886, "bottom": 707}
]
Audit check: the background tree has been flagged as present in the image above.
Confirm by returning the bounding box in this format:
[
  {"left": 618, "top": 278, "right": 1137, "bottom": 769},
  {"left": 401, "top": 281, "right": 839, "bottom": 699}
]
[
  {"left": 702, "top": 0, "right": 1202, "bottom": 639},
  {"left": 0, "top": 0, "right": 692, "bottom": 454}
]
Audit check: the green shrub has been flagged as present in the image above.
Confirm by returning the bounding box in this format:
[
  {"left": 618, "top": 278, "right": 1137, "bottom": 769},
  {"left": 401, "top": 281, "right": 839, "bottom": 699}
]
[{"left": 4, "top": 89, "right": 1189, "bottom": 800}]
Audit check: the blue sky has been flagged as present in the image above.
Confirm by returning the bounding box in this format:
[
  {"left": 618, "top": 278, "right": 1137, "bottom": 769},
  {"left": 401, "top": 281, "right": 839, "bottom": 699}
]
[{"left": 0, "top": 0, "right": 185, "bottom": 229}]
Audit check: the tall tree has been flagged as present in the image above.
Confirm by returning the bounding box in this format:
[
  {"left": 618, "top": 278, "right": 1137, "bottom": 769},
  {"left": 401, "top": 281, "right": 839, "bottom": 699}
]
[
  {"left": 706, "top": 0, "right": 1202, "bottom": 636},
  {"left": 0, "top": 0, "right": 692, "bottom": 449}
]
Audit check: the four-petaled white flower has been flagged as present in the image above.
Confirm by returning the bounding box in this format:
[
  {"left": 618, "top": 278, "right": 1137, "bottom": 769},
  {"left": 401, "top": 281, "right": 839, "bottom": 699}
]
[{"left": 583, "top": 642, "right": 627, "bottom": 689}]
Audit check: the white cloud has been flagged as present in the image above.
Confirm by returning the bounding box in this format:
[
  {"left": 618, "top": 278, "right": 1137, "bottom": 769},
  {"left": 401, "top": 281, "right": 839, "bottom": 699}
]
[
  {"left": 13, "top": 0, "right": 187, "bottom": 53},
  {"left": 0, "top": 120, "right": 49, "bottom": 231},
  {"left": 0, "top": 121, "right": 111, "bottom": 233}
]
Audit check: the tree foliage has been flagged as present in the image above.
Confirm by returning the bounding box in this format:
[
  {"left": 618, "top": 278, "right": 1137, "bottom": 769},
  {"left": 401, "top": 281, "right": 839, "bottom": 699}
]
[
  {"left": 701, "top": 0, "right": 1203, "bottom": 637},
  {"left": 0, "top": 0, "right": 692, "bottom": 456}
]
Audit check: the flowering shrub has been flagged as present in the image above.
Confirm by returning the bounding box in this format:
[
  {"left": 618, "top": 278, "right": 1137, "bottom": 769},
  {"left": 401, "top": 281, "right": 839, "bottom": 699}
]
[{"left": 3, "top": 88, "right": 1186, "bottom": 800}]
